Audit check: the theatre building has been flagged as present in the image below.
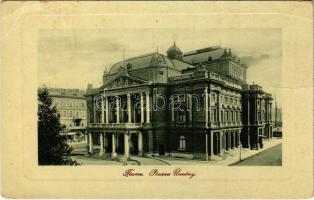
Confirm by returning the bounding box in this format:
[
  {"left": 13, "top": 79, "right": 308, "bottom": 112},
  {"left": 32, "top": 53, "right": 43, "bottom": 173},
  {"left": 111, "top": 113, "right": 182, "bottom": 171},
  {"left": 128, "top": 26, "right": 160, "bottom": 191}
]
[{"left": 85, "top": 43, "right": 274, "bottom": 160}]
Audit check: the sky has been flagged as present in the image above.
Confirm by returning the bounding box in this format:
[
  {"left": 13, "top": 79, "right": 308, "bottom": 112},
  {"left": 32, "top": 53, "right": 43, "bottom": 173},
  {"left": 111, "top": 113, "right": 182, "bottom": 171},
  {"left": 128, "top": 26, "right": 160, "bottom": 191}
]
[{"left": 38, "top": 28, "right": 282, "bottom": 103}]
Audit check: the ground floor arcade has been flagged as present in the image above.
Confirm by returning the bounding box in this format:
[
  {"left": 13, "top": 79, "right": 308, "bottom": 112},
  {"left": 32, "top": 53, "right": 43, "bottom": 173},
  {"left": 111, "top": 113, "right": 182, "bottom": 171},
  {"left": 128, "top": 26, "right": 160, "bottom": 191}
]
[
  {"left": 86, "top": 126, "right": 272, "bottom": 161},
  {"left": 86, "top": 130, "right": 143, "bottom": 160},
  {"left": 169, "top": 128, "right": 242, "bottom": 160}
]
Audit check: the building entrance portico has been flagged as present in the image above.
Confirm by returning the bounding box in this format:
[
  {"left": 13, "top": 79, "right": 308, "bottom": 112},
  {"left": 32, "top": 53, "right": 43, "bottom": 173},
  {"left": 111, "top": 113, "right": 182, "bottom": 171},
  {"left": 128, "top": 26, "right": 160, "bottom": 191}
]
[{"left": 87, "top": 130, "right": 143, "bottom": 160}]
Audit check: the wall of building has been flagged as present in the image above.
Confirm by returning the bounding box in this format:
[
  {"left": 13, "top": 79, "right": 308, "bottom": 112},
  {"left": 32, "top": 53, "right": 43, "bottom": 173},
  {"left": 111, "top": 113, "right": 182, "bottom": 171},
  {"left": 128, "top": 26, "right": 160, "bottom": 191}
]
[{"left": 52, "top": 97, "right": 87, "bottom": 129}]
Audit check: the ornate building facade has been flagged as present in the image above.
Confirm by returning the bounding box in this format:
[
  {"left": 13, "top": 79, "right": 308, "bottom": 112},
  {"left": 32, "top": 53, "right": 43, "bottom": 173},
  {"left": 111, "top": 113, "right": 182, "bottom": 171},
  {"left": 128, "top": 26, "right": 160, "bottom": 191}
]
[{"left": 85, "top": 43, "right": 274, "bottom": 160}]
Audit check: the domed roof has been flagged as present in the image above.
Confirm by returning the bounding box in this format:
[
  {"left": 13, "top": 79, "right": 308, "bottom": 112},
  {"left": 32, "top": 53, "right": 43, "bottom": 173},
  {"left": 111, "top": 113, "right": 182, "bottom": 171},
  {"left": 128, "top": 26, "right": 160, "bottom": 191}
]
[
  {"left": 108, "top": 52, "right": 177, "bottom": 75},
  {"left": 167, "top": 41, "right": 182, "bottom": 54}
]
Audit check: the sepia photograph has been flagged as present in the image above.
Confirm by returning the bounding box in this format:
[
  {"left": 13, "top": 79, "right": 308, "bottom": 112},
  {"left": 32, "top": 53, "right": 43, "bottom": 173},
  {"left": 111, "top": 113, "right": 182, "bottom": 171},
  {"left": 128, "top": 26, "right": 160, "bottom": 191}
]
[
  {"left": 38, "top": 28, "right": 283, "bottom": 166},
  {"left": 1, "top": 2, "right": 312, "bottom": 198}
]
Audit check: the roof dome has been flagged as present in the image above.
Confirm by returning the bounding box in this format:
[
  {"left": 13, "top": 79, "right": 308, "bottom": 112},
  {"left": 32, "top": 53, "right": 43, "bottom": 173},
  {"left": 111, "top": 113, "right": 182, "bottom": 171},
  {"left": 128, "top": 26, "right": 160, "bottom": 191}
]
[
  {"left": 167, "top": 42, "right": 183, "bottom": 60},
  {"left": 108, "top": 52, "right": 176, "bottom": 75}
]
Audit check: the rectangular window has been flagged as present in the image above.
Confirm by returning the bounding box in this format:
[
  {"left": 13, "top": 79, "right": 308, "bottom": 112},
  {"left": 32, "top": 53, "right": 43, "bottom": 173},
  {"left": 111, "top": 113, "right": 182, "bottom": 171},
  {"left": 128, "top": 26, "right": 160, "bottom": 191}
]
[
  {"left": 179, "top": 136, "right": 186, "bottom": 150},
  {"left": 211, "top": 108, "right": 217, "bottom": 122},
  {"left": 178, "top": 111, "right": 185, "bottom": 122},
  {"left": 69, "top": 110, "right": 73, "bottom": 117},
  {"left": 258, "top": 111, "right": 261, "bottom": 121},
  {"left": 211, "top": 94, "right": 216, "bottom": 103},
  {"left": 82, "top": 102, "right": 85, "bottom": 107}
]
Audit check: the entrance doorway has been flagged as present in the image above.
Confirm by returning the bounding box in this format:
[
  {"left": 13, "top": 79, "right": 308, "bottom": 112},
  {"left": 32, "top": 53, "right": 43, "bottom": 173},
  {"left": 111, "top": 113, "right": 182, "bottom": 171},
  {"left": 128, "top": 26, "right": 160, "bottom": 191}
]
[
  {"left": 213, "top": 132, "right": 220, "bottom": 155},
  {"left": 105, "top": 133, "right": 113, "bottom": 153},
  {"left": 159, "top": 144, "right": 165, "bottom": 156},
  {"left": 117, "top": 134, "right": 124, "bottom": 154},
  {"left": 130, "top": 134, "right": 139, "bottom": 155}
]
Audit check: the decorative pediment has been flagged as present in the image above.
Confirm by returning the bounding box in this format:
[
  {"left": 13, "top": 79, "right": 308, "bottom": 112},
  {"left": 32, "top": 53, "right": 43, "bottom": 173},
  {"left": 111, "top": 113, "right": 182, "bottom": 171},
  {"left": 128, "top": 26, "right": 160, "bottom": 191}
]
[
  {"left": 151, "top": 54, "right": 167, "bottom": 65},
  {"left": 102, "top": 73, "right": 147, "bottom": 90}
]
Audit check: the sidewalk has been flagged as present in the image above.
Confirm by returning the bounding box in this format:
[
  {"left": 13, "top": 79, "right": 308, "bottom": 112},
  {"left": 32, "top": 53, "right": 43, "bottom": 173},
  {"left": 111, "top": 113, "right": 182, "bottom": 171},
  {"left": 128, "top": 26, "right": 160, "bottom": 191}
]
[
  {"left": 155, "top": 138, "right": 282, "bottom": 166},
  {"left": 212, "top": 138, "right": 282, "bottom": 166}
]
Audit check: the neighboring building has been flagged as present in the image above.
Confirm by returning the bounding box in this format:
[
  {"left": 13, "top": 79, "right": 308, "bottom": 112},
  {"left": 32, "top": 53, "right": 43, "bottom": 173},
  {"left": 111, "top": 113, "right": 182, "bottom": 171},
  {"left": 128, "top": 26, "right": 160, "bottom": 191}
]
[
  {"left": 274, "top": 103, "right": 283, "bottom": 127},
  {"left": 85, "top": 43, "right": 274, "bottom": 160},
  {"left": 49, "top": 88, "right": 87, "bottom": 143}
]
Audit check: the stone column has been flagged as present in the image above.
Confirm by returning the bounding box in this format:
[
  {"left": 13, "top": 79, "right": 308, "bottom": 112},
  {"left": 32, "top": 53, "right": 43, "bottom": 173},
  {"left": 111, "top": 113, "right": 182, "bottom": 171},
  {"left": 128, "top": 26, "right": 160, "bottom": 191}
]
[
  {"left": 210, "top": 132, "right": 214, "bottom": 157},
  {"left": 88, "top": 132, "right": 94, "bottom": 154},
  {"left": 188, "top": 94, "right": 192, "bottom": 122},
  {"left": 171, "top": 97, "right": 174, "bottom": 122},
  {"left": 99, "top": 133, "right": 104, "bottom": 156},
  {"left": 85, "top": 134, "right": 88, "bottom": 143},
  {"left": 233, "top": 132, "right": 236, "bottom": 149},
  {"left": 219, "top": 132, "right": 223, "bottom": 156},
  {"left": 228, "top": 132, "right": 231, "bottom": 150},
  {"left": 204, "top": 87, "right": 209, "bottom": 128},
  {"left": 225, "top": 132, "right": 229, "bottom": 151},
  {"left": 217, "top": 93, "right": 221, "bottom": 125},
  {"left": 140, "top": 93, "right": 144, "bottom": 123},
  {"left": 146, "top": 92, "right": 150, "bottom": 123},
  {"left": 205, "top": 132, "right": 209, "bottom": 161},
  {"left": 238, "top": 131, "right": 241, "bottom": 148},
  {"left": 105, "top": 97, "right": 109, "bottom": 123},
  {"left": 111, "top": 133, "right": 117, "bottom": 158},
  {"left": 86, "top": 132, "right": 89, "bottom": 152},
  {"left": 116, "top": 96, "right": 120, "bottom": 123},
  {"left": 103, "top": 132, "right": 106, "bottom": 154},
  {"left": 124, "top": 133, "right": 130, "bottom": 159},
  {"left": 127, "top": 94, "right": 132, "bottom": 123},
  {"left": 101, "top": 98, "right": 105, "bottom": 123},
  {"left": 93, "top": 100, "right": 97, "bottom": 123},
  {"left": 138, "top": 131, "right": 143, "bottom": 156}
]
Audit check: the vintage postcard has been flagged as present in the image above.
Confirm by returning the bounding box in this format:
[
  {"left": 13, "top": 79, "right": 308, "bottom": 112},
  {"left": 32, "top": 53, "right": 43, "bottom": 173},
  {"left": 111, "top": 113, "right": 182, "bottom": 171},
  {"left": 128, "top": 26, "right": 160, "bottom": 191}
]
[{"left": 1, "top": 1, "right": 313, "bottom": 198}]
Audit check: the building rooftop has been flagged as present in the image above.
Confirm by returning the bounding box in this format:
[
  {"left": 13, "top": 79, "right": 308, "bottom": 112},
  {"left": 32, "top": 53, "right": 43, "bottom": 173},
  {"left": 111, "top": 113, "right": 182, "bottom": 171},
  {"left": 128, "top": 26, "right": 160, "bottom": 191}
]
[
  {"left": 108, "top": 52, "right": 186, "bottom": 75},
  {"left": 48, "top": 88, "right": 86, "bottom": 98}
]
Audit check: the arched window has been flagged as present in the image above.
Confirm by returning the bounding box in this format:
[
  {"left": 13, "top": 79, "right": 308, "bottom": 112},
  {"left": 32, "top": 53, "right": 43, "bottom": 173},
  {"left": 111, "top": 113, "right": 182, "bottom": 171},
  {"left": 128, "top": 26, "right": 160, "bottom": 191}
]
[{"left": 179, "top": 136, "right": 186, "bottom": 150}]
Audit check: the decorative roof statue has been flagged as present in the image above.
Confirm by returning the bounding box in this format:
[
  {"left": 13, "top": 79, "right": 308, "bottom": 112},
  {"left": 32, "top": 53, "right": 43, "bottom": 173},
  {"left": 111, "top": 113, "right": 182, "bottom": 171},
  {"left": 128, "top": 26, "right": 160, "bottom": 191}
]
[{"left": 228, "top": 48, "right": 232, "bottom": 56}]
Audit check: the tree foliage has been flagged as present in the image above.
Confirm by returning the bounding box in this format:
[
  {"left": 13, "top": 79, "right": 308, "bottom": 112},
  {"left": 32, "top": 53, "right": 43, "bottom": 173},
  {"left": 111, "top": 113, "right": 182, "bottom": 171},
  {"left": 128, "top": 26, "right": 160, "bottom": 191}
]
[{"left": 38, "top": 87, "right": 78, "bottom": 165}]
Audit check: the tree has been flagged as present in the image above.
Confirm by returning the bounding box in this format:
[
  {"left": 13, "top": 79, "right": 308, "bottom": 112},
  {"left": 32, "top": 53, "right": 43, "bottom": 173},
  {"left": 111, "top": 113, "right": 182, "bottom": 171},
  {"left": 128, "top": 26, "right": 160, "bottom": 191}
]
[{"left": 38, "top": 87, "right": 78, "bottom": 165}]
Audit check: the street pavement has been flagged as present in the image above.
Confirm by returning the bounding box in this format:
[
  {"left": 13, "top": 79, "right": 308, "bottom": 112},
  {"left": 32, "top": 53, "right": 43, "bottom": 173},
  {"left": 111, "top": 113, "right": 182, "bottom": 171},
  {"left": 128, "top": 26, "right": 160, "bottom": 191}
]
[
  {"left": 231, "top": 144, "right": 282, "bottom": 166},
  {"left": 130, "top": 156, "right": 169, "bottom": 165},
  {"left": 71, "top": 155, "right": 124, "bottom": 165}
]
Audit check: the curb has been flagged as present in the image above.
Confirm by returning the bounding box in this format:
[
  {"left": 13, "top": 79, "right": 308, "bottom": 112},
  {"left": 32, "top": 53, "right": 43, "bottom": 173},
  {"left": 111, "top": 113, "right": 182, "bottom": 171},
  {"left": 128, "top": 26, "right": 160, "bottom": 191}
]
[
  {"left": 148, "top": 156, "right": 171, "bottom": 165},
  {"left": 129, "top": 158, "right": 143, "bottom": 166}
]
